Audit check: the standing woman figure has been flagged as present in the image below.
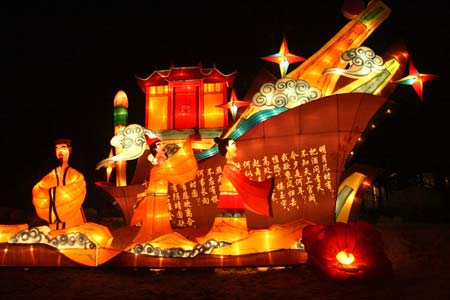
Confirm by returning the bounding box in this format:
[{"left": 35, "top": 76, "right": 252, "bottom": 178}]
[{"left": 197, "top": 137, "right": 273, "bottom": 244}]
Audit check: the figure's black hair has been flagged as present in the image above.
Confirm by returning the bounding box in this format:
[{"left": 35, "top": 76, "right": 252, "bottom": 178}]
[
  {"left": 54, "top": 139, "right": 72, "bottom": 146},
  {"left": 149, "top": 140, "right": 167, "bottom": 159},
  {"left": 214, "top": 137, "right": 232, "bottom": 157}
]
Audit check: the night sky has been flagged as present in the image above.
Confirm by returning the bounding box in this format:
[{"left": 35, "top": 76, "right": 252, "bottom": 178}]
[{"left": 1, "top": 1, "right": 449, "bottom": 212}]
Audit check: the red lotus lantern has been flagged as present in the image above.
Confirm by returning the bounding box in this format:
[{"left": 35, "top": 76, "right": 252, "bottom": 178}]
[{"left": 302, "top": 221, "right": 392, "bottom": 280}]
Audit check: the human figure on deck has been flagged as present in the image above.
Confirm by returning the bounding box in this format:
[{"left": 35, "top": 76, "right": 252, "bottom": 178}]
[
  {"left": 196, "top": 137, "right": 273, "bottom": 244},
  {"left": 32, "top": 139, "right": 86, "bottom": 230},
  {"left": 129, "top": 129, "right": 201, "bottom": 245}
]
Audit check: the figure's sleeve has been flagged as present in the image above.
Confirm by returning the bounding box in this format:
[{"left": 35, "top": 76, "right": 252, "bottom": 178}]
[
  {"left": 130, "top": 200, "right": 144, "bottom": 226},
  {"left": 32, "top": 168, "right": 86, "bottom": 222},
  {"left": 223, "top": 165, "right": 272, "bottom": 216}
]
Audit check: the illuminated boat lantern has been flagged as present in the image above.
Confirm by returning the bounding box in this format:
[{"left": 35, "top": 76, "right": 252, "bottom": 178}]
[{"left": 0, "top": 0, "right": 438, "bottom": 268}]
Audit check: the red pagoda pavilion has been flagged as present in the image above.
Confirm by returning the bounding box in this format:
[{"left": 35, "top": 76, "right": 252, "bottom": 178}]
[{"left": 136, "top": 64, "right": 236, "bottom": 148}]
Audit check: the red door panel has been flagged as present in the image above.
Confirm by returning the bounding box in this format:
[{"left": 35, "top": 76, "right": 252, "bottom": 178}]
[{"left": 173, "top": 86, "right": 198, "bottom": 129}]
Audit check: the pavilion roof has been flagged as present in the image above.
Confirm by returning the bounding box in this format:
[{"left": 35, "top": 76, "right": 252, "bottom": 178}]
[{"left": 136, "top": 65, "right": 237, "bottom": 93}]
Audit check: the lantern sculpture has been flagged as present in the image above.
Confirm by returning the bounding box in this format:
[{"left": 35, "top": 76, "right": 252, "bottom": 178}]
[
  {"left": 32, "top": 139, "right": 86, "bottom": 230},
  {"left": 393, "top": 58, "right": 439, "bottom": 101},
  {"left": 129, "top": 129, "right": 200, "bottom": 245},
  {"left": 216, "top": 89, "right": 250, "bottom": 121},
  {"left": 261, "top": 35, "right": 305, "bottom": 78},
  {"left": 113, "top": 90, "right": 129, "bottom": 186},
  {"left": 302, "top": 221, "right": 392, "bottom": 280},
  {"left": 1, "top": 0, "right": 436, "bottom": 269}
]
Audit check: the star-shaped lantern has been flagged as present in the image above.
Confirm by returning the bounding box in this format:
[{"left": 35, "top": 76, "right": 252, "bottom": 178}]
[
  {"left": 393, "top": 59, "right": 439, "bottom": 101},
  {"left": 216, "top": 89, "right": 250, "bottom": 121},
  {"left": 261, "top": 35, "right": 305, "bottom": 78}
]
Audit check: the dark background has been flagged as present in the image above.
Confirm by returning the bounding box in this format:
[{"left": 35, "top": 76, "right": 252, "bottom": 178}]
[{"left": 1, "top": 1, "right": 449, "bottom": 213}]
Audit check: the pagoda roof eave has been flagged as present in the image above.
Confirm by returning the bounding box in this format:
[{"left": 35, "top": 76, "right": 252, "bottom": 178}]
[{"left": 136, "top": 66, "right": 237, "bottom": 93}]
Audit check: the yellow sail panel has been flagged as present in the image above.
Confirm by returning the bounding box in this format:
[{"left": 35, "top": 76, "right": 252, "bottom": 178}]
[
  {"left": 287, "top": 0, "right": 391, "bottom": 96},
  {"left": 336, "top": 172, "right": 367, "bottom": 223}
]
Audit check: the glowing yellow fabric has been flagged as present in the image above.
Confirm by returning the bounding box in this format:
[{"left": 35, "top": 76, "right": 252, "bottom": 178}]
[
  {"left": 130, "top": 136, "right": 198, "bottom": 244},
  {"left": 32, "top": 167, "right": 86, "bottom": 229}
]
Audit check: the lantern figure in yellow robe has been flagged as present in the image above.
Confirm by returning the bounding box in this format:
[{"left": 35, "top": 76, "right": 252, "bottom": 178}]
[
  {"left": 130, "top": 130, "right": 200, "bottom": 244},
  {"left": 32, "top": 139, "right": 86, "bottom": 230}
]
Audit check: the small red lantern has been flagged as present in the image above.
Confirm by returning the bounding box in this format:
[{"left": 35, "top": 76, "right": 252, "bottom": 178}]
[{"left": 302, "top": 221, "right": 392, "bottom": 280}]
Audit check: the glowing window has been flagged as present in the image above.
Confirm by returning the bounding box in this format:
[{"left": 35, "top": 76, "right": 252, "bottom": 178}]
[
  {"left": 149, "top": 86, "right": 168, "bottom": 95},
  {"left": 204, "top": 83, "right": 223, "bottom": 93}
]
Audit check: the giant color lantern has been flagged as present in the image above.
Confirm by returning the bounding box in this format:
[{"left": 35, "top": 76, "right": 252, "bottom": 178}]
[{"left": 0, "top": 0, "right": 438, "bottom": 269}]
